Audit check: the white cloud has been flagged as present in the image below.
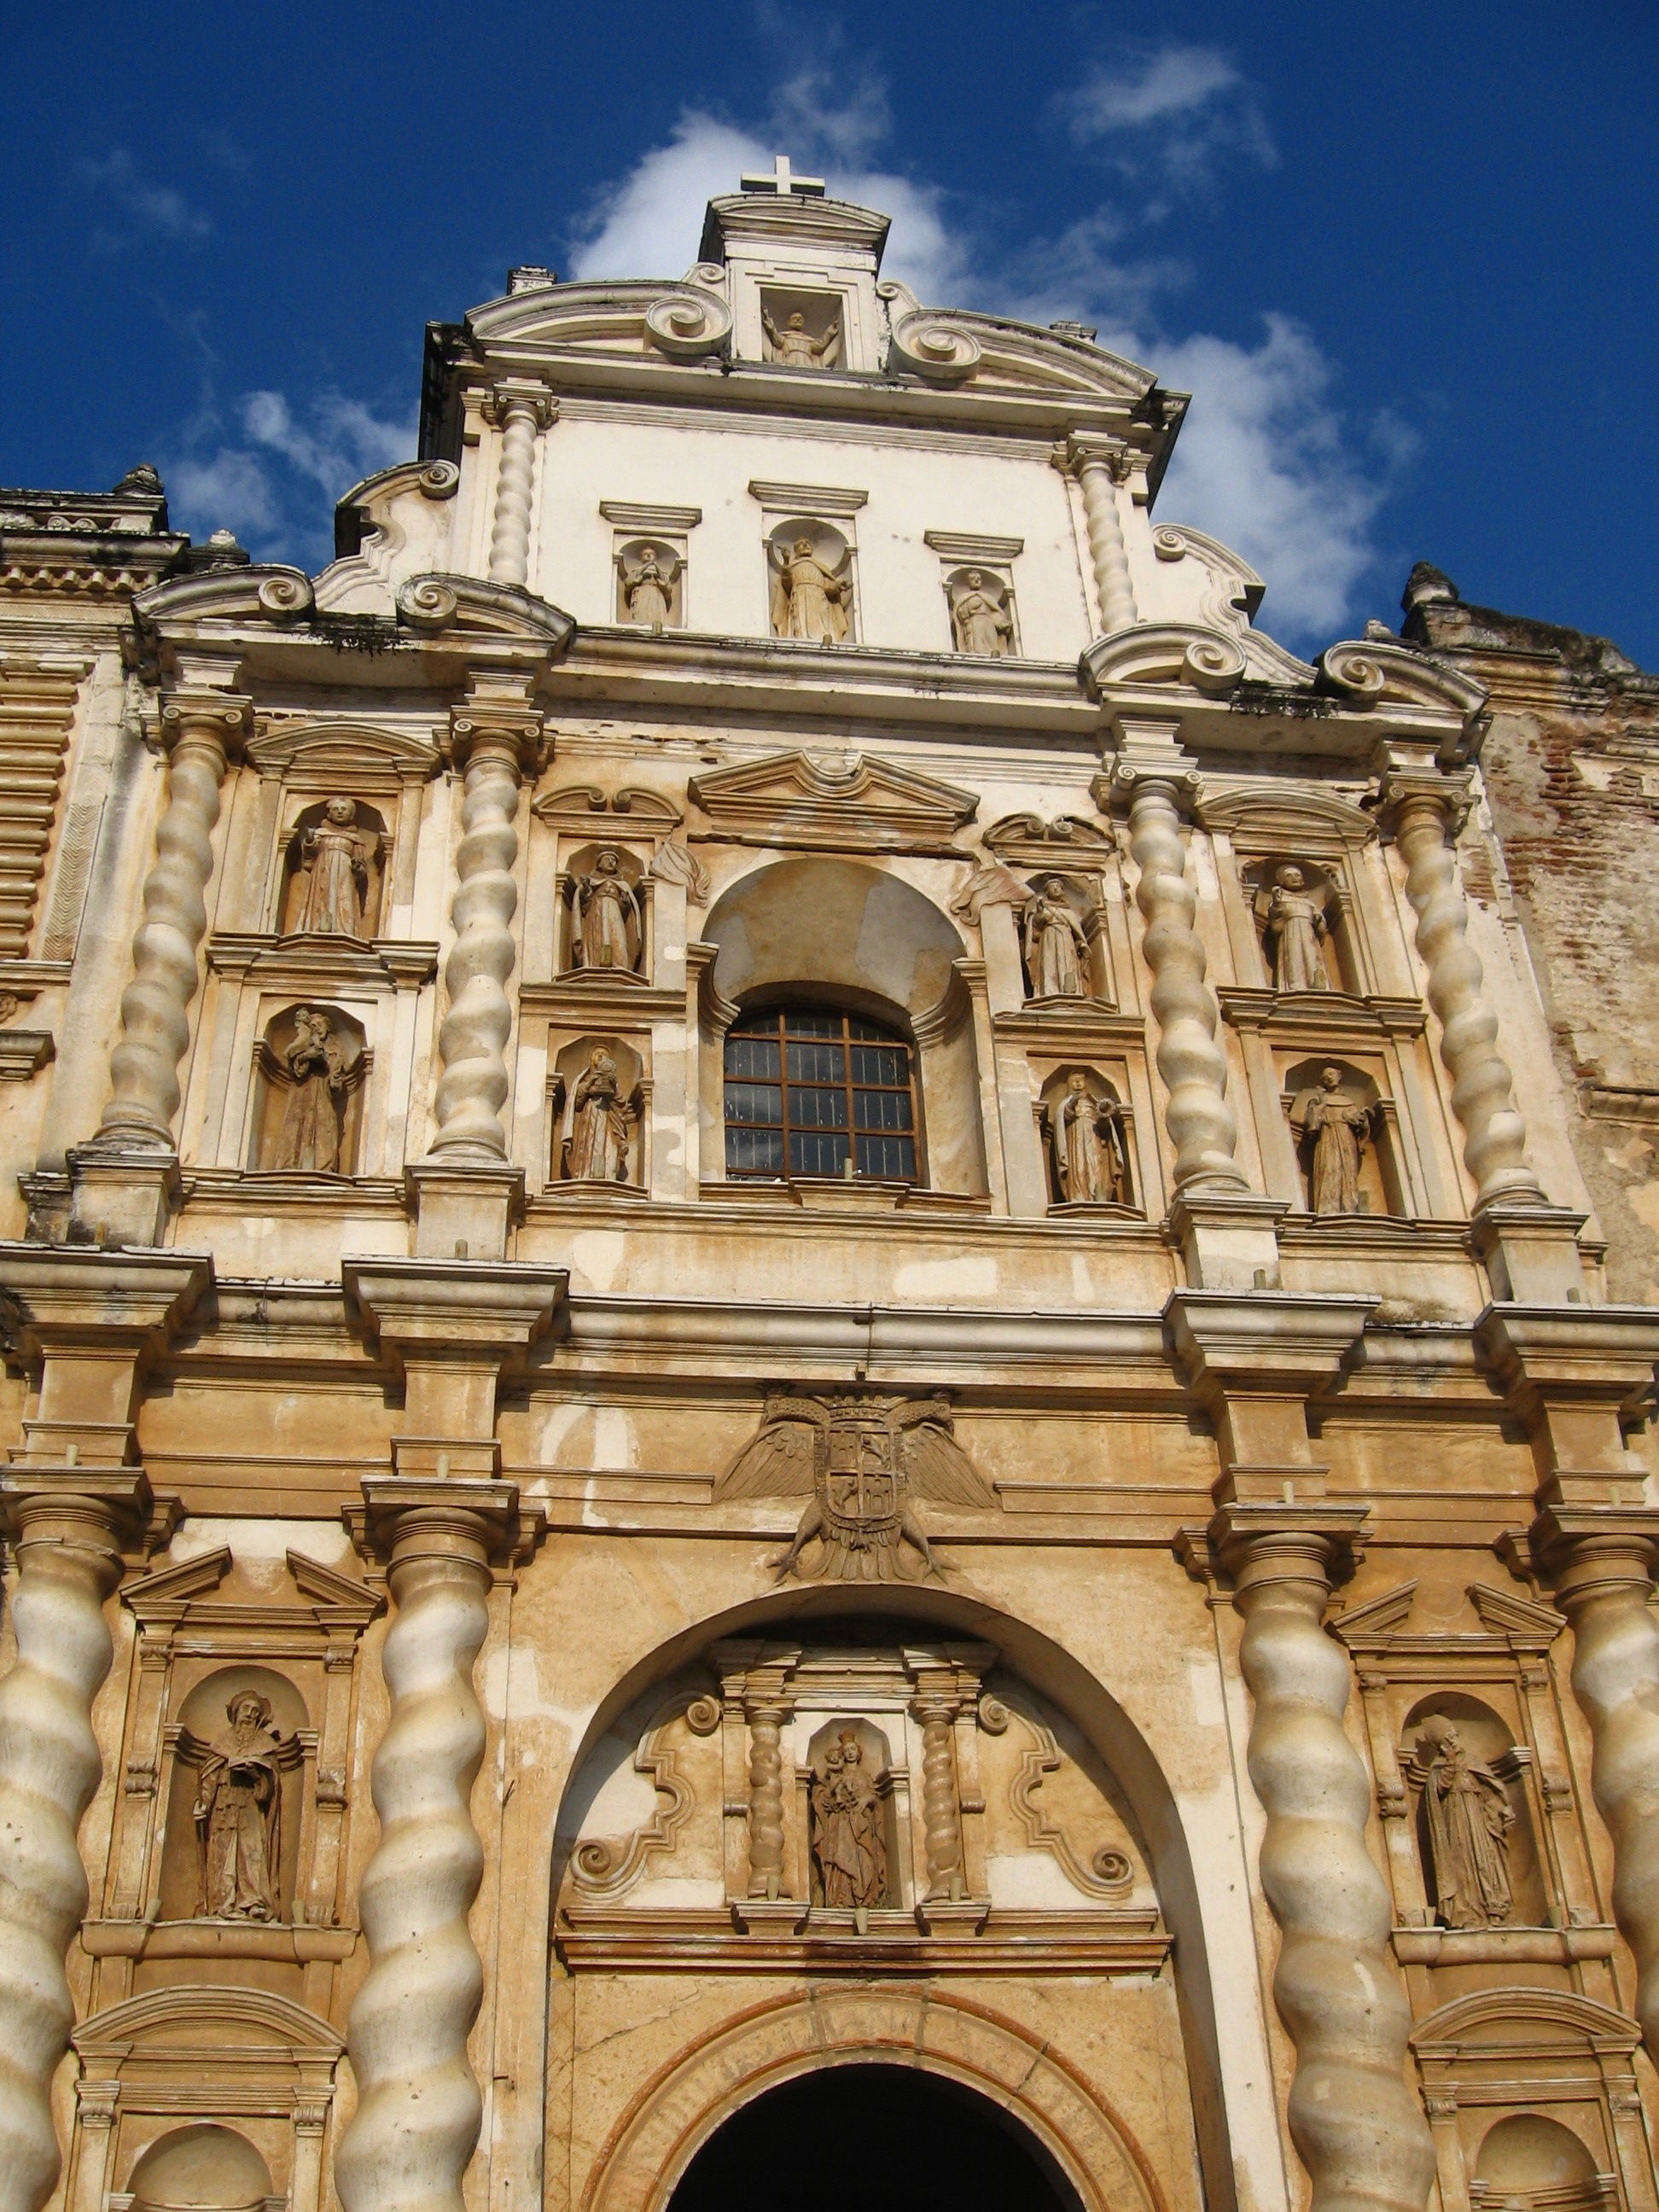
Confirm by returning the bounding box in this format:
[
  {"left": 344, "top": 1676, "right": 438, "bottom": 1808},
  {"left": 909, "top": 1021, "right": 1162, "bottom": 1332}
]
[
  {"left": 165, "top": 389, "right": 414, "bottom": 563},
  {"left": 1155, "top": 319, "right": 1389, "bottom": 637},
  {"left": 1062, "top": 44, "right": 1278, "bottom": 192},
  {"left": 79, "top": 149, "right": 211, "bottom": 242}
]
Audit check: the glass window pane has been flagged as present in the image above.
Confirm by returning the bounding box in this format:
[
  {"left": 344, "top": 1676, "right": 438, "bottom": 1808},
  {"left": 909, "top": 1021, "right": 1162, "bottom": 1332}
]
[
  {"left": 725, "top": 1034, "right": 781, "bottom": 1080},
  {"left": 856, "top": 1133, "right": 916, "bottom": 1179},
  {"left": 849, "top": 1044, "right": 907, "bottom": 1086},
  {"left": 789, "top": 1085, "right": 847, "bottom": 1128},
  {"left": 790, "top": 1130, "right": 850, "bottom": 1177},
  {"left": 783, "top": 1010, "right": 840, "bottom": 1037},
  {"left": 853, "top": 1087, "right": 912, "bottom": 1132},
  {"left": 725, "top": 1081, "right": 783, "bottom": 1126},
  {"left": 786, "top": 1039, "right": 845, "bottom": 1083},
  {"left": 727, "top": 1125, "right": 785, "bottom": 1174}
]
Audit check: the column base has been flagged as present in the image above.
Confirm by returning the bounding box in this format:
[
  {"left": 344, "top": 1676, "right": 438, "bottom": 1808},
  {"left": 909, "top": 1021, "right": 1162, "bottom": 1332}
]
[
  {"left": 66, "top": 1142, "right": 182, "bottom": 1249},
  {"left": 1471, "top": 1200, "right": 1590, "bottom": 1304},
  {"left": 405, "top": 1157, "right": 526, "bottom": 1262},
  {"left": 1167, "top": 1190, "right": 1288, "bottom": 1291}
]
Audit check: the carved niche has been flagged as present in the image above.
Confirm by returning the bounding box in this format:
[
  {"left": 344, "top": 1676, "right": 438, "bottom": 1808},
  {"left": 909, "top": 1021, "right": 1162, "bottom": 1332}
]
[
  {"left": 1249, "top": 857, "right": 1342, "bottom": 993},
  {"left": 1284, "top": 1055, "right": 1400, "bottom": 1218},
  {"left": 531, "top": 783, "right": 697, "bottom": 988},
  {"left": 715, "top": 1390, "right": 993, "bottom": 1583},
  {"left": 549, "top": 1034, "right": 646, "bottom": 1191},
  {"left": 252, "top": 1004, "right": 368, "bottom": 1175},
  {"left": 1039, "top": 1067, "right": 1135, "bottom": 1211},
  {"left": 766, "top": 517, "right": 855, "bottom": 643},
  {"left": 246, "top": 716, "right": 441, "bottom": 936},
  {"left": 87, "top": 1546, "right": 380, "bottom": 2017},
  {"left": 600, "top": 502, "right": 701, "bottom": 631},
  {"left": 552, "top": 1639, "right": 1165, "bottom": 1971},
  {"left": 279, "top": 798, "right": 385, "bottom": 939},
  {"left": 563, "top": 845, "right": 646, "bottom": 979},
  {"left": 1020, "top": 874, "right": 1104, "bottom": 1004}
]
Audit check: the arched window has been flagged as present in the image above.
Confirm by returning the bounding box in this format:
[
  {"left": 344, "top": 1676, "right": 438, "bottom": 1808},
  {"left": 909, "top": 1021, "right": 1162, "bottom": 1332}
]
[{"left": 724, "top": 1006, "right": 917, "bottom": 1181}]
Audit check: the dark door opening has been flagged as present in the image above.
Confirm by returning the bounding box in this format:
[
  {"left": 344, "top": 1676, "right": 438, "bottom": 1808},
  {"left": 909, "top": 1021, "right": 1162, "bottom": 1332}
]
[{"left": 666, "top": 2062, "right": 1080, "bottom": 2212}]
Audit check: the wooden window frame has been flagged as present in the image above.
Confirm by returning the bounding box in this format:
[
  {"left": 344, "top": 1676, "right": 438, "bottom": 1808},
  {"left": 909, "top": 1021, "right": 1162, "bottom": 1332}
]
[{"left": 723, "top": 1005, "right": 920, "bottom": 1184}]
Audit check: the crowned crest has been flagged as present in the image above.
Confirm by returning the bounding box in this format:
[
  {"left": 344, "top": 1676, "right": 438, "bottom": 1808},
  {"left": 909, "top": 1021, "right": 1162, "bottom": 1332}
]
[{"left": 717, "top": 1389, "right": 991, "bottom": 1581}]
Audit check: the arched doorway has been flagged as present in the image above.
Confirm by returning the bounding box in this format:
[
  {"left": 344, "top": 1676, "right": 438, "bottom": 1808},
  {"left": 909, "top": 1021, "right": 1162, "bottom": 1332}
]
[{"left": 666, "top": 2064, "right": 1080, "bottom": 2212}]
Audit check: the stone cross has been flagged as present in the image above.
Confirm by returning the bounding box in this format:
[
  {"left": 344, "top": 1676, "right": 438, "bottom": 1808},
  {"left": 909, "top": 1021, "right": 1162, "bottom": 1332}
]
[{"left": 741, "top": 155, "right": 825, "bottom": 199}]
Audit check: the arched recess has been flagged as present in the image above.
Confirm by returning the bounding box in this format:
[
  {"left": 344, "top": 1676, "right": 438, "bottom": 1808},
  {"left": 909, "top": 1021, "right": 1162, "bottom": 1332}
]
[
  {"left": 548, "top": 1580, "right": 1237, "bottom": 2212},
  {"left": 700, "top": 856, "right": 987, "bottom": 1194},
  {"left": 584, "top": 1988, "right": 1161, "bottom": 2212}
]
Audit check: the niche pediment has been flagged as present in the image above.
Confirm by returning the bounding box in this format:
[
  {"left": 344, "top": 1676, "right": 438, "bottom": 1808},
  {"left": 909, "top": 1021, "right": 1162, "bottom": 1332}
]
[{"left": 688, "top": 749, "right": 977, "bottom": 852}]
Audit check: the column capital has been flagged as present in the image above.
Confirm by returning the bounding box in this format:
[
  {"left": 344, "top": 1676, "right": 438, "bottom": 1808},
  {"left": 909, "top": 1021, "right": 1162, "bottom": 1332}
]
[
  {"left": 157, "top": 687, "right": 253, "bottom": 754},
  {"left": 480, "top": 379, "right": 556, "bottom": 431},
  {"left": 1053, "top": 429, "right": 1133, "bottom": 482},
  {"left": 445, "top": 694, "right": 546, "bottom": 776},
  {"left": 345, "top": 1476, "right": 545, "bottom": 1574},
  {"left": 0, "top": 1468, "right": 176, "bottom": 1568},
  {"left": 1094, "top": 749, "right": 1200, "bottom": 814},
  {"left": 1370, "top": 755, "right": 1476, "bottom": 841},
  {"left": 1475, "top": 1302, "right": 1659, "bottom": 1516},
  {"left": 1206, "top": 1499, "right": 1371, "bottom": 1595}
]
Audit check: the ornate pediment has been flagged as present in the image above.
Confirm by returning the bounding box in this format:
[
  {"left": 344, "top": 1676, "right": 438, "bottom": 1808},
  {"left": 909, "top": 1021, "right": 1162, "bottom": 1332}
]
[
  {"left": 247, "top": 716, "right": 441, "bottom": 784},
  {"left": 688, "top": 749, "right": 977, "bottom": 852},
  {"left": 533, "top": 783, "right": 683, "bottom": 832},
  {"left": 1196, "top": 781, "right": 1378, "bottom": 852},
  {"left": 982, "top": 812, "right": 1116, "bottom": 867}
]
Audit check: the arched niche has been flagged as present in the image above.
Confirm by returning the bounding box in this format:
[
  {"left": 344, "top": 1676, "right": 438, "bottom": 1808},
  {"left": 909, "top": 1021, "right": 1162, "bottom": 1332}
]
[
  {"left": 277, "top": 797, "right": 387, "bottom": 938},
  {"left": 1019, "top": 870, "right": 1111, "bottom": 1004},
  {"left": 701, "top": 858, "right": 986, "bottom": 1195},
  {"left": 551, "top": 1033, "right": 646, "bottom": 1188},
  {"left": 1284, "top": 1053, "right": 1404, "bottom": 1219},
  {"left": 802, "top": 1714, "right": 902, "bottom": 1909},
  {"left": 160, "top": 1664, "right": 309, "bottom": 1924},
  {"left": 1038, "top": 1064, "right": 1136, "bottom": 1211},
  {"left": 765, "top": 516, "right": 855, "bottom": 644},
  {"left": 1240, "top": 853, "right": 1353, "bottom": 993},
  {"left": 126, "top": 2125, "right": 277, "bottom": 2212},
  {"left": 1401, "top": 1691, "right": 1546, "bottom": 1929},
  {"left": 550, "top": 1584, "right": 1233, "bottom": 2212},
  {"left": 562, "top": 841, "right": 649, "bottom": 979},
  {"left": 1476, "top": 2112, "right": 1603, "bottom": 2204},
  {"left": 251, "top": 1004, "right": 369, "bottom": 1175}
]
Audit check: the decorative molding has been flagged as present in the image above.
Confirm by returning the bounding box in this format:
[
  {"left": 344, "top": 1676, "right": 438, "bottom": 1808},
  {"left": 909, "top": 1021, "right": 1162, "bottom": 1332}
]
[
  {"left": 0, "top": 652, "right": 90, "bottom": 958},
  {"left": 688, "top": 748, "right": 976, "bottom": 853},
  {"left": 923, "top": 529, "right": 1026, "bottom": 564},
  {"left": 569, "top": 1692, "right": 720, "bottom": 1900},
  {"left": 532, "top": 784, "right": 683, "bottom": 834},
  {"left": 747, "top": 480, "right": 868, "bottom": 517},
  {"left": 597, "top": 502, "right": 704, "bottom": 533},
  {"left": 0, "top": 1028, "right": 53, "bottom": 1080},
  {"left": 979, "top": 1695, "right": 1135, "bottom": 1898}
]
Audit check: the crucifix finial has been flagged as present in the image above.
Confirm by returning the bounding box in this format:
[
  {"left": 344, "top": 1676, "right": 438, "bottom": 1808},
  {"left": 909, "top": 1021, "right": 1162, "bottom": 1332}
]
[{"left": 740, "top": 154, "right": 826, "bottom": 200}]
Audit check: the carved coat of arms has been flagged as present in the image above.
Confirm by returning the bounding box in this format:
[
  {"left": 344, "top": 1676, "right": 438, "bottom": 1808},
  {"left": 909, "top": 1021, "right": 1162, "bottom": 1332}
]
[{"left": 717, "top": 1391, "right": 991, "bottom": 1582}]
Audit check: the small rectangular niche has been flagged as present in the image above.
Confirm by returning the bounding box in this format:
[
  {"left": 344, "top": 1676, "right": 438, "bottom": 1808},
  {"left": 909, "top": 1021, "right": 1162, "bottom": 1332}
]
[
  {"left": 600, "top": 501, "right": 702, "bottom": 631},
  {"left": 758, "top": 287, "right": 846, "bottom": 369}
]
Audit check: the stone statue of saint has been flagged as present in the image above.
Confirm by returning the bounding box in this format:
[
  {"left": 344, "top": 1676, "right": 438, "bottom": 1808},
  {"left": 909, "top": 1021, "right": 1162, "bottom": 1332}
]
[
  {"left": 570, "top": 848, "right": 643, "bottom": 973},
  {"left": 193, "top": 1691, "right": 290, "bottom": 1920},
  {"left": 811, "top": 1730, "right": 888, "bottom": 1909},
  {"left": 770, "top": 537, "right": 851, "bottom": 643},
  {"left": 1055, "top": 1074, "right": 1128, "bottom": 1204},
  {"left": 762, "top": 307, "right": 841, "bottom": 368},
  {"left": 295, "top": 798, "right": 377, "bottom": 938},
  {"left": 1299, "top": 1065, "right": 1375, "bottom": 1214},
  {"left": 1022, "top": 877, "right": 1091, "bottom": 998},
  {"left": 620, "top": 544, "right": 673, "bottom": 629},
  {"left": 1260, "top": 864, "right": 1330, "bottom": 992},
  {"left": 950, "top": 570, "right": 1014, "bottom": 657},
  {"left": 271, "top": 1008, "right": 347, "bottom": 1173},
  {"left": 1415, "top": 1714, "right": 1515, "bottom": 1929},
  {"left": 566, "top": 1047, "right": 632, "bottom": 1182}
]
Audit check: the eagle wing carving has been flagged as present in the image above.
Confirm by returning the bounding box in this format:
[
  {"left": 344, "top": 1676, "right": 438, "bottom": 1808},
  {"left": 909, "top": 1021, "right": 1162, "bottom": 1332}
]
[
  {"left": 891, "top": 1398, "right": 993, "bottom": 1507},
  {"left": 715, "top": 1397, "right": 825, "bottom": 1499}
]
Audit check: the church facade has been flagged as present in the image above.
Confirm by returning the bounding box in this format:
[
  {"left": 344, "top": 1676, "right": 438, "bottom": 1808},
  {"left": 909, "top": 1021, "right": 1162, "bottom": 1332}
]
[{"left": 0, "top": 164, "right": 1657, "bottom": 2212}]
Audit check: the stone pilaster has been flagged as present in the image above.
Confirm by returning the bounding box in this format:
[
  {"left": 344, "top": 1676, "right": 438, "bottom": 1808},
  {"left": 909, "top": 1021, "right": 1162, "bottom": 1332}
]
[
  {"left": 1376, "top": 756, "right": 1583, "bottom": 1301},
  {"left": 0, "top": 1249, "right": 203, "bottom": 2212},
  {"left": 482, "top": 382, "right": 555, "bottom": 589},
  {"left": 1179, "top": 1290, "right": 1434, "bottom": 2212},
  {"left": 1056, "top": 432, "right": 1138, "bottom": 634},
  {"left": 1479, "top": 1304, "right": 1659, "bottom": 2062},
  {"left": 335, "top": 1257, "right": 562, "bottom": 2212},
  {"left": 337, "top": 1481, "right": 533, "bottom": 2212},
  {"left": 73, "top": 688, "right": 248, "bottom": 1246},
  {"left": 415, "top": 685, "right": 547, "bottom": 1259},
  {"left": 1108, "top": 749, "right": 1283, "bottom": 1287}
]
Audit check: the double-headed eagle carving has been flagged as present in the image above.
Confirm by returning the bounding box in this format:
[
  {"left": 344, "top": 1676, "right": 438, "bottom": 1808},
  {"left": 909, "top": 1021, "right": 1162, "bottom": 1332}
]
[{"left": 718, "top": 1390, "right": 991, "bottom": 1582}]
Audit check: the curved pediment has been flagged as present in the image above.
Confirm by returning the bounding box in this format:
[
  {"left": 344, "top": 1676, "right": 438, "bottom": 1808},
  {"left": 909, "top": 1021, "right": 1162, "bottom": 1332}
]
[
  {"left": 247, "top": 715, "right": 442, "bottom": 782},
  {"left": 1195, "top": 781, "right": 1378, "bottom": 850},
  {"left": 688, "top": 748, "right": 977, "bottom": 852},
  {"left": 73, "top": 1983, "right": 344, "bottom": 2058},
  {"left": 1083, "top": 623, "right": 1318, "bottom": 699},
  {"left": 1318, "top": 638, "right": 1488, "bottom": 725}
]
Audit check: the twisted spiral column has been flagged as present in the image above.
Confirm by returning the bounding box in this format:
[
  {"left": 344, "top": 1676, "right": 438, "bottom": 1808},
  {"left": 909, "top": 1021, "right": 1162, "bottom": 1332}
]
[
  {"left": 1122, "top": 771, "right": 1246, "bottom": 1191},
  {"left": 915, "top": 1697, "right": 965, "bottom": 1901},
  {"left": 1228, "top": 1522, "right": 1435, "bottom": 2212},
  {"left": 429, "top": 716, "right": 539, "bottom": 1161},
  {"left": 1059, "top": 433, "right": 1138, "bottom": 633},
  {"left": 335, "top": 1504, "right": 497, "bottom": 2212},
  {"left": 743, "top": 1699, "right": 787, "bottom": 1901},
  {"left": 1549, "top": 1536, "right": 1659, "bottom": 2060},
  {"left": 98, "top": 693, "right": 244, "bottom": 1147},
  {"left": 1381, "top": 771, "right": 1540, "bottom": 1209},
  {"left": 0, "top": 1480, "right": 143, "bottom": 2212},
  {"left": 484, "top": 384, "right": 554, "bottom": 589}
]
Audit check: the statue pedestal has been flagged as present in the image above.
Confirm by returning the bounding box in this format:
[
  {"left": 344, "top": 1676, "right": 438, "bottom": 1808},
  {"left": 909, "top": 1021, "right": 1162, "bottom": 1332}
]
[
  {"left": 1471, "top": 1200, "right": 1591, "bottom": 1305},
  {"left": 404, "top": 1157, "right": 525, "bottom": 1262},
  {"left": 1167, "top": 1190, "right": 1288, "bottom": 1292},
  {"left": 66, "top": 1141, "right": 182, "bottom": 1249}
]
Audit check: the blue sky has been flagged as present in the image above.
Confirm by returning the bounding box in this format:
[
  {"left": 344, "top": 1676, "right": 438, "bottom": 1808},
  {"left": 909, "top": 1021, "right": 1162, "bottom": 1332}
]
[{"left": 3, "top": 0, "right": 1654, "bottom": 659}]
